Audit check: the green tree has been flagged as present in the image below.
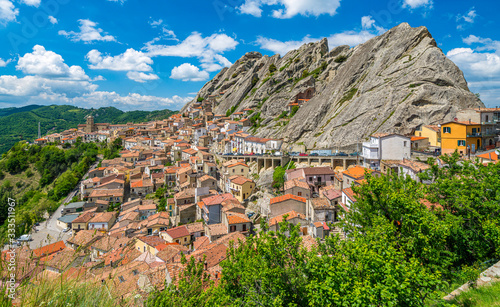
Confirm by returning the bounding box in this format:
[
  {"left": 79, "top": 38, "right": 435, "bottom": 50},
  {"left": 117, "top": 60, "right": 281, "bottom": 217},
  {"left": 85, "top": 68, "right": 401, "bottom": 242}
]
[{"left": 268, "top": 63, "right": 277, "bottom": 73}]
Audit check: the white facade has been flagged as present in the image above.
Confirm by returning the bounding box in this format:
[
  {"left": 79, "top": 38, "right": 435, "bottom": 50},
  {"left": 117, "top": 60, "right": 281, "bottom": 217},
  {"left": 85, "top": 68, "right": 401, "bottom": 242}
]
[{"left": 362, "top": 134, "right": 411, "bottom": 169}]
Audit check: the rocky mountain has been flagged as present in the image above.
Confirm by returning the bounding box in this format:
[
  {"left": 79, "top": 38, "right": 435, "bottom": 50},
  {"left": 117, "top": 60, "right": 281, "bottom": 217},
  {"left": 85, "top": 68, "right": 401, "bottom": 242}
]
[{"left": 184, "top": 23, "right": 483, "bottom": 151}]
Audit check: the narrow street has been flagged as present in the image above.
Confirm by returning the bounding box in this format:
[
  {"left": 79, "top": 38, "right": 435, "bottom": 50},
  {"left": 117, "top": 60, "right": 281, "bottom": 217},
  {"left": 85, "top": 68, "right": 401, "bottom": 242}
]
[{"left": 27, "top": 158, "right": 101, "bottom": 249}]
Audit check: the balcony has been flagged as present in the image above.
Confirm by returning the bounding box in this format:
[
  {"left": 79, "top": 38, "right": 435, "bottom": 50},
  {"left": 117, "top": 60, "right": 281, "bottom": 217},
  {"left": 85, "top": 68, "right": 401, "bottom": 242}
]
[
  {"left": 362, "top": 141, "right": 379, "bottom": 149},
  {"left": 362, "top": 151, "right": 379, "bottom": 160},
  {"left": 467, "top": 133, "right": 482, "bottom": 137}
]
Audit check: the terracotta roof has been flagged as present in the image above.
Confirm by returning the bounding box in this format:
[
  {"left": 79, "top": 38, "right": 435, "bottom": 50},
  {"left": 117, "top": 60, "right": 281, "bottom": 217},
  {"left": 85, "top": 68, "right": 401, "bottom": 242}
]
[
  {"left": 269, "top": 210, "right": 305, "bottom": 226},
  {"left": 442, "top": 120, "right": 480, "bottom": 126},
  {"left": 193, "top": 236, "right": 210, "bottom": 250},
  {"left": 198, "top": 174, "right": 216, "bottom": 182},
  {"left": 313, "top": 221, "right": 330, "bottom": 230},
  {"left": 184, "top": 222, "right": 204, "bottom": 234},
  {"left": 67, "top": 230, "right": 103, "bottom": 248},
  {"left": 131, "top": 179, "right": 153, "bottom": 188},
  {"left": 309, "top": 198, "right": 333, "bottom": 210},
  {"left": 411, "top": 136, "right": 428, "bottom": 141},
  {"left": 476, "top": 151, "right": 499, "bottom": 161},
  {"left": 230, "top": 175, "right": 253, "bottom": 185},
  {"left": 420, "top": 199, "right": 443, "bottom": 211},
  {"left": 284, "top": 178, "right": 309, "bottom": 191},
  {"left": 89, "top": 212, "right": 116, "bottom": 224},
  {"left": 226, "top": 213, "right": 250, "bottom": 224},
  {"left": 322, "top": 188, "right": 342, "bottom": 200},
  {"left": 342, "top": 166, "right": 371, "bottom": 180},
  {"left": 72, "top": 211, "right": 97, "bottom": 224},
  {"left": 270, "top": 194, "right": 306, "bottom": 205},
  {"left": 138, "top": 235, "right": 166, "bottom": 247},
  {"left": 342, "top": 188, "right": 356, "bottom": 202},
  {"left": 207, "top": 223, "right": 228, "bottom": 236},
  {"left": 300, "top": 167, "right": 335, "bottom": 176},
  {"left": 423, "top": 125, "right": 440, "bottom": 132},
  {"left": 32, "top": 241, "right": 66, "bottom": 258},
  {"left": 202, "top": 193, "right": 234, "bottom": 206},
  {"left": 165, "top": 225, "right": 190, "bottom": 239},
  {"left": 397, "top": 159, "right": 430, "bottom": 172},
  {"left": 89, "top": 189, "right": 124, "bottom": 198}
]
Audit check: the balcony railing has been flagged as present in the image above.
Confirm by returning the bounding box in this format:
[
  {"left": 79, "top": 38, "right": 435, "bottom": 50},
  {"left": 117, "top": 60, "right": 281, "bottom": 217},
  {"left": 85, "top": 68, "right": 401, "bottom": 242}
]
[
  {"left": 362, "top": 141, "right": 379, "bottom": 149},
  {"left": 362, "top": 152, "right": 379, "bottom": 160},
  {"left": 467, "top": 133, "right": 482, "bottom": 137}
]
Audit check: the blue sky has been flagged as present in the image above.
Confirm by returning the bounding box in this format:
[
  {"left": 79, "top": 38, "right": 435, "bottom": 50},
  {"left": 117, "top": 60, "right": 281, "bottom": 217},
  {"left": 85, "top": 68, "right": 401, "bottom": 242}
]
[{"left": 0, "top": 0, "right": 498, "bottom": 111}]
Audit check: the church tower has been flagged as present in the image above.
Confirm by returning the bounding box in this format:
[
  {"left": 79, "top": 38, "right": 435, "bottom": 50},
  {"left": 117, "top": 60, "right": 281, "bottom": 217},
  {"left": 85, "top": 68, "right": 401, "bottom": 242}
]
[{"left": 85, "top": 115, "right": 95, "bottom": 133}]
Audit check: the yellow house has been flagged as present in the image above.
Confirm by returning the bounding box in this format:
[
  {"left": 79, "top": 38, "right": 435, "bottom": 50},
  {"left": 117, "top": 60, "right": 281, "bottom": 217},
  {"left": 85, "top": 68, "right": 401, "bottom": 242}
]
[
  {"left": 229, "top": 175, "right": 255, "bottom": 202},
  {"left": 160, "top": 225, "right": 191, "bottom": 246},
  {"left": 135, "top": 235, "right": 167, "bottom": 255},
  {"left": 441, "top": 121, "right": 482, "bottom": 155},
  {"left": 415, "top": 125, "right": 441, "bottom": 147}
]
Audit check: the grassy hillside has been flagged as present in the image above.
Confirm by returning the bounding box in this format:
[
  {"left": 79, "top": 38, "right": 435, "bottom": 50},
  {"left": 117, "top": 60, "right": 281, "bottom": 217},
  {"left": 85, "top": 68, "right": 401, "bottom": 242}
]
[
  {"left": 0, "top": 141, "right": 100, "bottom": 243},
  {"left": 0, "top": 104, "right": 177, "bottom": 154}
]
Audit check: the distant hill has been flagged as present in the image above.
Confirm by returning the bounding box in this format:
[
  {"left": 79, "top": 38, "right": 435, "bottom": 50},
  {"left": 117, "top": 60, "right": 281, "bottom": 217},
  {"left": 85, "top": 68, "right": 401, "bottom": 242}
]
[{"left": 0, "top": 105, "right": 176, "bottom": 154}]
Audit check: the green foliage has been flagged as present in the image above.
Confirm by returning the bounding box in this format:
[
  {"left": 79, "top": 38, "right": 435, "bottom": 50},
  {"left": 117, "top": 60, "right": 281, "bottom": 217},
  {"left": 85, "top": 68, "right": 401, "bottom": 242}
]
[
  {"left": 197, "top": 97, "right": 204, "bottom": 102},
  {"left": 251, "top": 76, "right": 259, "bottom": 87},
  {"left": 450, "top": 280, "right": 500, "bottom": 306},
  {"left": 232, "top": 73, "right": 238, "bottom": 78},
  {"left": 290, "top": 105, "right": 299, "bottom": 117},
  {"left": 334, "top": 55, "right": 348, "bottom": 63},
  {"left": 268, "top": 63, "right": 277, "bottom": 73},
  {"left": 337, "top": 87, "right": 358, "bottom": 106},
  {"left": 272, "top": 161, "right": 295, "bottom": 190},
  {"left": 102, "top": 137, "right": 123, "bottom": 160},
  {"left": 147, "top": 255, "right": 223, "bottom": 306},
  {"left": 409, "top": 83, "right": 422, "bottom": 88}
]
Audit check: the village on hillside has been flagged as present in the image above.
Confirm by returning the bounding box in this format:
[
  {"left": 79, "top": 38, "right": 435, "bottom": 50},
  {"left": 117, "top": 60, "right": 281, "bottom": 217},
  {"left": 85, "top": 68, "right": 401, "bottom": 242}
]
[{"left": 5, "top": 95, "right": 500, "bottom": 301}]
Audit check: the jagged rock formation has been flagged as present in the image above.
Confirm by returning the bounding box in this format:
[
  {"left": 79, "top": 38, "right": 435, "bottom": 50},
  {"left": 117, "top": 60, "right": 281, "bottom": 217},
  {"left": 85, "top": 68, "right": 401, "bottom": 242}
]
[{"left": 183, "top": 23, "right": 483, "bottom": 150}]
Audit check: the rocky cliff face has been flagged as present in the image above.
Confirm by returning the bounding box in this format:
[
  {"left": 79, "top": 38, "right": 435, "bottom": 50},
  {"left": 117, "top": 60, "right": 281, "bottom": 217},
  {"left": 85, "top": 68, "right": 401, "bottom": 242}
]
[{"left": 184, "top": 23, "right": 483, "bottom": 150}]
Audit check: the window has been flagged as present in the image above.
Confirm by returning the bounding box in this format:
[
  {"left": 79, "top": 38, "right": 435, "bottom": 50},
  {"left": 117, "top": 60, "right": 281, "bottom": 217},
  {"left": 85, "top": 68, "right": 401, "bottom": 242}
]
[
  {"left": 230, "top": 225, "right": 236, "bottom": 232},
  {"left": 184, "top": 237, "right": 187, "bottom": 242},
  {"left": 241, "top": 169, "right": 243, "bottom": 172},
  {"left": 443, "top": 127, "right": 451, "bottom": 133},
  {"left": 458, "top": 140, "right": 466, "bottom": 146},
  {"left": 403, "top": 141, "right": 407, "bottom": 147},
  {"left": 309, "top": 177, "right": 313, "bottom": 181},
  {"left": 242, "top": 224, "right": 247, "bottom": 231},
  {"left": 232, "top": 169, "right": 235, "bottom": 173},
  {"left": 298, "top": 192, "right": 302, "bottom": 196},
  {"left": 330, "top": 176, "right": 334, "bottom": 181}
]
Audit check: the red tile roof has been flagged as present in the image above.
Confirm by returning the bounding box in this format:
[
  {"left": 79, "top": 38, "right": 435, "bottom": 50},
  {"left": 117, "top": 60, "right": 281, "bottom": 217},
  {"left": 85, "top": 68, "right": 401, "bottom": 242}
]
[
  {"left": 165, "top": 225, "right": 190, "bottom": 239},
  {"left": 33, "top": 241, "right": 66, "bottom": 258},
  {"left": 269, "top": 210, "right": 305, "bottom": 226},
  {"left": 270, "top": 194, "right": 306, "bottom": 205}
]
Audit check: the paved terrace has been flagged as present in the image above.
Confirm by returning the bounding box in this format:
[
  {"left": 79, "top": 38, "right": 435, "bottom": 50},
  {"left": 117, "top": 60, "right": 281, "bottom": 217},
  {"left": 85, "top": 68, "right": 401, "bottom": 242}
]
[{"left": 218, "top": 154, "right": 362, "bottom": 172}]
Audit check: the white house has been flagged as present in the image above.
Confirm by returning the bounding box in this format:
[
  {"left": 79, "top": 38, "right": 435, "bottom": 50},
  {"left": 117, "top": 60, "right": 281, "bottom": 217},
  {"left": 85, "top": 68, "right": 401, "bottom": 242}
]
[{"left": 362, "top": 133, "right": 411, "bottom": 170}]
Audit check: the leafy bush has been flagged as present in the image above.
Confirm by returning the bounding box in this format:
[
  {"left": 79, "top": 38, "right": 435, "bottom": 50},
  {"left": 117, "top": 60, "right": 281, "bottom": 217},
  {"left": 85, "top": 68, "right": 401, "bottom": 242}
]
[
  {"left": 268, "top": 63, "right": 277, "bottom": 73},
  {"left": 334, "top": 55, "right": 348, "bottom": 63}
]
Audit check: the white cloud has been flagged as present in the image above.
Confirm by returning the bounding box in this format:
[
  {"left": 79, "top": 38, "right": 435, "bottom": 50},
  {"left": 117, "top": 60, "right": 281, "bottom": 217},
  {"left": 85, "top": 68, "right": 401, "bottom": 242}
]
[
  {"left": 0, "top": 57, "right": 12, "bottom": 67},
  {"left": 256, "top": 16, "right": 382, "bottom": 55},
  {"left": 59, "top": 19, "right": 116, "bottom": 43},
  {"left": 19, "top": 0, "right": 40, "bottom": 7},
  {"left": 447, "top": 36, "right": 500, "bottom": 107},
  {"left": 144, "top": 32, "right": 237, "bottom": 75},
  {"left": 126, "top": 71, "right": 159, "bottom": 83},
  {"left": 106, "top": 0, "right": 126, "bottom": 4},
  {"left": 170, "top": 63, "right": 209, "bottom": 82},
  {"left": 257, "top": 31, "right": 375, "bottom": 56},
  {"left": 458, "top": 8, "right": 477, "bottom": 23},
  {"left": 402, "top": 0, "right": 432, "bottom": 9},
  {"left": 0, "top": 75, "right": 97, "bottom": 97},
  {"left": 48, "top": 16, "right": 57, "bottom": 24},
  {"left": 361, "top": 15, "right": 386, "bottom": 34},
  {"left": 0, "top": 0, "right": 18, "bottom": 26},
  {"left": 17, "top": 45, "right": 90, "bottom": 80},
  {"left": 86, "top": 48, "right": 154, "bottom": 72},
  {"left": 239, "top": 0, "right": 263, "bottom": 17},
  {"left": 238, "top": 0, "right": 340, "bottom": 19},
  {"left": 149, "top": 19, "right": 163, "bottom": 28}
]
